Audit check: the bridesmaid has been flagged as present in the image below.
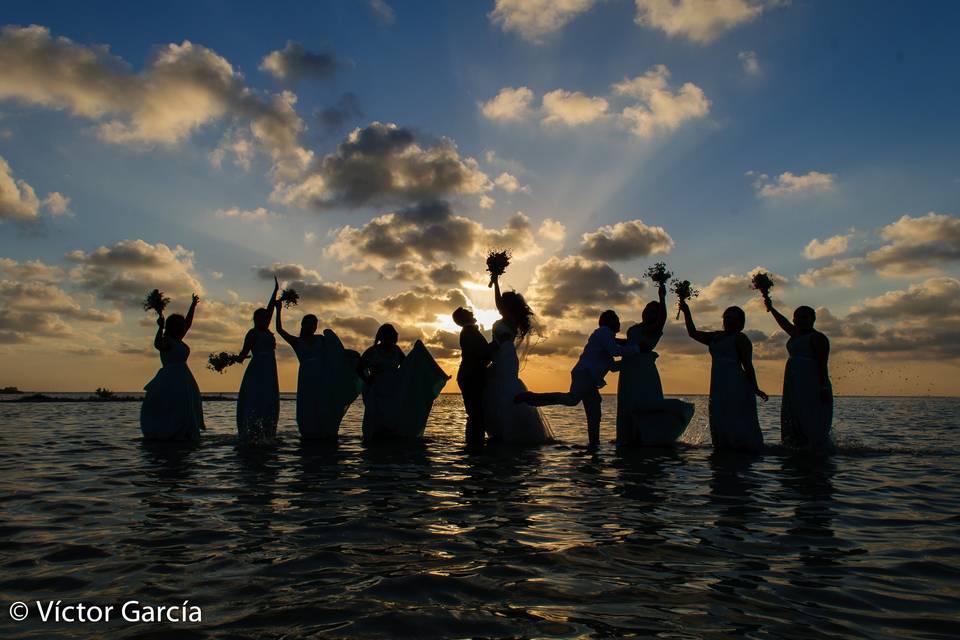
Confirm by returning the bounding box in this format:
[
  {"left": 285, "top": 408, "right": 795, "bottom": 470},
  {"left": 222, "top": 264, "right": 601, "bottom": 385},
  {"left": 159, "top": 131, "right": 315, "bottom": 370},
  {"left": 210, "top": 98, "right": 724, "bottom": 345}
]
[
  {"left": 276, "top": 304, "right": 361, "bottom": 440},
  {"left": 680, "top": 301, "right": 767, "bottom": 453},
  {"left": 765, "top": 299, "right": 833, "bottom": 451},
  {"left": 358, "top": 324, "right": 404, "bottom": 440},
  {"left": 140, "top": 294, "right": 204, "bottom": 441},
  {"left": 616, "top": 282, "right": 694, "bottom": 446},
  {"left": 236, "top": 277, "right": 280, "bottom": 442}
]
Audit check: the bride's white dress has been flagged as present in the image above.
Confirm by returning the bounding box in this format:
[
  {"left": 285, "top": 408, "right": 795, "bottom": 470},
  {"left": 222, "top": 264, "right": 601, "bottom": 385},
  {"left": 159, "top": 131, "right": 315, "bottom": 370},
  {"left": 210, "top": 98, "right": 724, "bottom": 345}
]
[{"left": 483, "top": 320, "right": 554, "bottom": 444}]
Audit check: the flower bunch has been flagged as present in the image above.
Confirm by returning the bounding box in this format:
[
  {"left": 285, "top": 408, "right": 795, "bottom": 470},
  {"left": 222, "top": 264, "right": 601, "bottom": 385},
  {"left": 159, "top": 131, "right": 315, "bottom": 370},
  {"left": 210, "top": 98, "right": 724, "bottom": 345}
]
[
  {"left": 644, "top": 262, "right": 673, "bottom": 285},
  {"left": 670, "top": 279, "right": 700, "bottom": 319},
  {"left": 278, "top": 288, "right": 300, "bottom": 309},
  {"left": 207, "top": 352, "right": 242, "bottom": 374},
  {"left": 143, "top": 289, "right": 170, "bottom": 316},
  {"left": 751, "top": 272, "right": 775, "bottom": 303},
  {"left": 486, "top": 250, "right": 511, "bottom": 287}
]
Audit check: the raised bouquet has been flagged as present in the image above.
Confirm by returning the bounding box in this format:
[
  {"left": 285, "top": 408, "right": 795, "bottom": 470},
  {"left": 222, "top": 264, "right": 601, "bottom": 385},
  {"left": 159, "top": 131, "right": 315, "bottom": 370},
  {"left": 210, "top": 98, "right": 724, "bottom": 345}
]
[
  {"left": 207, "top": 352, "right": 242, "bottom": 374},
  {"left": 486, "top": 250, "right": 511, "bottom": 288},
  {"left": 670, "top": 279, "right": 700, "bottom": 319},
  {"left": 142, "top": 289, "right": 170, "bottom": 316},
  {"left": 278, "top": 288, "right": 300, "bottom": 309},
  {"left": 750, "top": 272, "right": 775, "bottom": 304},
  {"left": 644, "top": 261, "right": 673, "bottom": 285}
]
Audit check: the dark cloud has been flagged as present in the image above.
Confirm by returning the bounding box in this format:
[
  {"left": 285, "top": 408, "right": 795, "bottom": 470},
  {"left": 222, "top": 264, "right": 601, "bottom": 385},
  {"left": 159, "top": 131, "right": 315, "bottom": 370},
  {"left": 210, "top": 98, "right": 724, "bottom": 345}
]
[
  {"left": 387, "top": 261, "right": 472, "bottom": 286},
  {"left": 376, "top": 286, "right": 468, "bottom": 323},
  {"left": 526, "top": 255, "right": 645, "bottom": 318},
  {"left": 259, "top": 41, "right": 340, "bottom": 83},
  {"left": 866, "top": 213, "right": 960, "bottom": 276},
  {"left": 579, "top": 219, "right": 674, "bottom": 261},
  {"left": 316, "top": 93, "right": 364, "bottom": 137}
]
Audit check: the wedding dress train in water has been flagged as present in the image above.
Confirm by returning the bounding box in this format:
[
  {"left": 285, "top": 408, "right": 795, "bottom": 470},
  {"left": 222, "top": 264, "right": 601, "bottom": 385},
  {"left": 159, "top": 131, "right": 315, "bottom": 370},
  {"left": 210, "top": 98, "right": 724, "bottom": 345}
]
[
  {"left": 295, "top": 330, "right": 362, "bottom": 440},
  {"left": 140, "top": 339, "right": 204, "bottom": 441},
  {"left": 483, "top": 320, "right": 554, "bottom": 444}
]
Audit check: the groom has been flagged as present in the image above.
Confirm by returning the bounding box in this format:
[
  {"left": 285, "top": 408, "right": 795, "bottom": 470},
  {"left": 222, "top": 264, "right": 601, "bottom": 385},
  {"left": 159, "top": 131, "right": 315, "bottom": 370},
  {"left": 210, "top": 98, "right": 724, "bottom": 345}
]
[
  {"left": 517, "top": 309, "right": 638, "bottom": 446},
  {"left": 453, "top": 307, "right": 498, "bottom": 447}
]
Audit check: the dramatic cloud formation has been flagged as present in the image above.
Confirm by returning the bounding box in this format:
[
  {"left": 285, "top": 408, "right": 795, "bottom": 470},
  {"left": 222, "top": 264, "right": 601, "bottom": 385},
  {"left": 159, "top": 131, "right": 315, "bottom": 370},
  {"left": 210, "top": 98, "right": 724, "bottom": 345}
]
[
  {"left": 0, "top": 154, "right": 69, "bottom": 223},
  {"left": 613, "top": 65, "right": 711, "bottom": 138},
  {"left": 751, "top": 170, "right": 836, "bottom": 198},
  {"left": 480, "top": 87, "right": 535, "bottom": 122},
  {"left": 0, "top": 258, "right": 64, "bottom": 283},
  {"left": 866, "top": 212, "right": 960, "bottom": 277},
  {"left": 804, "top": 233, "right": 851, "bottom": 259},
  {"left": 326, "top": 201, "right": 541, "bottom": 270},
  {"left": 376, "top": 285, "right": 469, "bottom": 323},
  {"left": 255, "top": 262, "right": 356, "bottom": 307},
  {"left": 489, "top": 0, "right": 599, "bottom": 42},
  {"left": 526, "top": 255, "right": 645, "bottom": 318},
  {"left": 385, "top": 261, "right": 472, "bottom": 286},
  {"left": 738, "top": 50, "right": 760, "bottom": 75},
  {"left": 67, "top": 239, "right": 204, "bottom": 306},
  {"left": 579, "top": 219, "right": 674, "bottom": 261},
  {"left": 634, "top": 0, "right": 775, "bottom": 44},
  {"left": 274, "top": 122, "right": 491, "bottom": 210},
  {"left": 798, "top": 258, "right": 861, "bottom": 288},
  {"left": 541, "top": 90, "right": 609, "bottom": 126},
  {"left": 259, "top": 41, "right": 339, "bottom": 83},
  {"left": 699, "top": 267, "right": 789, "bottom": 305}
]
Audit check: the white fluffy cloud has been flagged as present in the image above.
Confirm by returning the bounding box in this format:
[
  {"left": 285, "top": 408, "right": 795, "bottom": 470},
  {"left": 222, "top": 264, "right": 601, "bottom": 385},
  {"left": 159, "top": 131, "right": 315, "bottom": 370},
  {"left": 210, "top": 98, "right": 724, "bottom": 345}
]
[
  {"left": 579, "top": 219, "right": 674, "bottom": 261},
  {"left": 541, "top": 90, "right": 609, "bottom": 127},
  {"left": 797, "top": 258, "right": 861, "bottom": 288},
  {"left": 866, "top": 212, "right": 960, "bottom": 277},
  {"left": 614, "top": 66, "right": 711, "bottom": 138},
  {"left": 634, "top": 0, "right": 775, "bottom": 44},
  {"left": 751, "top": 170, "right": 836, "bottom": 198},
  {"left": 804, "top": 233, "right": 851, "bottom": 259},
  {"left": 489, "top": 0, "right": 599, "bottom": 42},
  {"left": 259, "top": 41, "right": 339, "bottom": 83},
  {"left": 480, "top": 86, "right": 535, "bottom": 122},
  {"left": 538, "top": 218, "right": 567, "bottom": 243},
  {"left": 0, "top": 154, "right": 70, "bottom": 223}
]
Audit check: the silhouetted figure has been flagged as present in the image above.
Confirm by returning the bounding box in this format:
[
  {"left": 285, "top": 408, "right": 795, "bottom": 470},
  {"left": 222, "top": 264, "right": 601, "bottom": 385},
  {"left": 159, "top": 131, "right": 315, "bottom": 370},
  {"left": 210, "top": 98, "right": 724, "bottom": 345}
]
[
  {"left": 518, "top": 310, "right": 638, "bottom": 446},
  {"left": 766, "top": 299, "right": 833, "bottom": 451},
  {"left": 680, "top": 301, "right": 766, "bottom": 453},
  {"left": 276, "top": 305, "right": 361, "bottom": 440},
  {"left": 453, "top": 307, "right": 498, "bottom": 448},
  {"left": 481, "top": 273, "right": 553, "bottom": 443},
  {"left": 236, "top": 278, "right": 280, "bottom": 442},
  {"left": 140, "top": 294, "right": 204, "bottom": 441},
  {"left": 358, "top": 324, "right": 449, "bottom": 441},
  {"left": 617, "top": 283, "right": 695, "bottom": 446}
]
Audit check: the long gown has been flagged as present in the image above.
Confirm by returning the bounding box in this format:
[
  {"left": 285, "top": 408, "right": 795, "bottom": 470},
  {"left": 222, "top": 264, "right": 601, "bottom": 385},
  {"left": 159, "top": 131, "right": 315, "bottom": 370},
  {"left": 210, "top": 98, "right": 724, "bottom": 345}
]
[
  {"left": 361, "top": 340, "right": 449, "bottom": 440},
  {"left": 781, "top": 331, "right": 833, "bottom": 451},
  {"left": 237, "top": 328, "right": 280, "bottom": 442},
  {"left": 140, "top": 339, "right": 204, "bottom": 441},
  {"left": 295, "top": 330, "right": 362, "bottom": 440},
  {"left": 616, "top": 326, "right": 695, "bottom": 446},
  {"left": 483, "top": 320, "right": 554, "bottom": 444},
  {"left": 708, "top": 332, "right": 764, "bottom": 453}
]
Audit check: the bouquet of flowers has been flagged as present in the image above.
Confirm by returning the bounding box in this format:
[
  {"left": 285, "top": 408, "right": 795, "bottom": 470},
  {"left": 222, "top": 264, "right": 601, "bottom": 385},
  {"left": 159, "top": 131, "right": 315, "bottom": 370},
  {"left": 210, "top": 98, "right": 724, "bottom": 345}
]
[
  {"left": 644, "top": 262, "right": 673, "bottom": 285},
  {"left": 207, "top": 352, "right": 242, "bottom": 374},
  {"left": 670, "top": 279, "right": 700, "bottom": 319},
  {"left": 278, "top": 288, "right": 300, "bottom": 308},
  {"left": 750, "top": 272, "right": 775, "bottom": 304},
  {"left": 143, "top": 289, "right": 170, "bottom": 316},
  {"left": 486, "top": 250, "right": 511, "bottom": 287}
]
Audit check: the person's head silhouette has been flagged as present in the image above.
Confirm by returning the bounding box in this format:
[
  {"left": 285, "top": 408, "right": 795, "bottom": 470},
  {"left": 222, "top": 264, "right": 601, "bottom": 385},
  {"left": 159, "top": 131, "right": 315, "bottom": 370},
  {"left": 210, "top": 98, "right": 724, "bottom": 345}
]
[
  {"left": 498, "top": 291, "right": 534, "bottom": 339},
  {"left": 793, "top": 306, "right": 816, "bottom": 332},
  {"left": 253, "top": 307, "right": 270, "bottom": 330},
  {"left": 598, "top": 309, "right": 621, "bottom": 334},
  {"left": 641, "top": 300, "right": 661, "bottom": 326},
  {"left": 374, "top": 323, "right": 399, "bottom": 348},
  {"left": 300, "top": 314, "right": 318, "bottom": 338},
  {"left": 165, "top": 314, "right": 187, "bottom": 340},
  {"left": 452, "top": 307, "right": 476, "bottom": 327},
  {"left": 722, "top": 306, "right": 746, "bottom": 333}
]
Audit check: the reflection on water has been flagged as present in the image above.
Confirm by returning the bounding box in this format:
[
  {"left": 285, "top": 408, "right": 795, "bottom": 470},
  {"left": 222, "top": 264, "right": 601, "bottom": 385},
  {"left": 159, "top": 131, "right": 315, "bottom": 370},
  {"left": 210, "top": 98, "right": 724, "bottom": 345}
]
[{"left": 1, "top": 395, "right": 959, "bottom": 638}]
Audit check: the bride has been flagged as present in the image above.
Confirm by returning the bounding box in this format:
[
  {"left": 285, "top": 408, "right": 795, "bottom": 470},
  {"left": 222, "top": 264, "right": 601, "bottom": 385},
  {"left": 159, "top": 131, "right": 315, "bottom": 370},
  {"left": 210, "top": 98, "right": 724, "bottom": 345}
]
[{"left": 482, "top": 274, "right": 554, "bottom": 444}]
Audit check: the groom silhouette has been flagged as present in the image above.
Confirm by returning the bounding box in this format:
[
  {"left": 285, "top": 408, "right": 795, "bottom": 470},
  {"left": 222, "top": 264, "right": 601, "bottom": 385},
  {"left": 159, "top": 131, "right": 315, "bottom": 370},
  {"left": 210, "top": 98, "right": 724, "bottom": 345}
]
[
  {"left": 517, "top": 310, "right": 638, "bottom": 446},
  {"left": 453, "top": 307, "right": 498, "bottom": 447}
]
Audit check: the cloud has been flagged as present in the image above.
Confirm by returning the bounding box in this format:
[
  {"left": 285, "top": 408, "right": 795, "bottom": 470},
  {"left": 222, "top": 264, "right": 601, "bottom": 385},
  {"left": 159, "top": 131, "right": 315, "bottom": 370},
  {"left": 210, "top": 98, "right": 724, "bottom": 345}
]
[
  {"left": 541, "top": 90, "right": 609, "bottom": 126},
  {"left": 42, "top": 192, "right": 71, "bottom": 216},
  {"left": 254, "top": 262, "right": 355, "bottom": 307},
  {"left": 538, "top": 218, "right": 567, "bottom": 243},
  {"left": 489, "top": 0, "right": 599, "bottom": 42},
  {"left": 850, "top": 277, "right": 960, "bottom": 323},
  {"left": 376, "top": 285, "right": 469, "bottom": 323},
  {"left": 751, "top": 170, "right": 836, "bottom": 198},
  {"left": 738, "top": 50, "right": 760, "bottom": 75},
  {"left": 259, "top": 41, "right": 339, "bottom": 83},
  {"left": 579, "top": 219, "right": 674, "bottom": 261},
  {"left": 386, "top": 261, "right": 472, "bottom": 286},
  {"left": 67, "top": 239, "right": 203, "bottom": 306},
  {"left": 0, "top": 258, "right": 64, "bottom": 283},
  {"left": 479, "top": 194, "right": 495, "bottom": 210},
  {"left": 797, "top": 258, "right": 861, "bottom": 288},
  {"left": 316, "top": 92, "right": 364, "bottom": 137},
  {"left": 526, "top": 255, "right": 645, "bottom": 318},
  {"left": 326, "top": 201, "right": 542, "bottom": 270},
  {"left": 0, "top": 155, "right": 40, "bottom": 222},
  {"left": 866, "top": 212, "right": 960, "bottom": 277},
  {"left": 214, "top": 206, "right": 279, "bottom": 224},
  {"left": 493, "top": 172, "right": 529, "bottom": 194},
  {"left": 368, "top": 0, "right": 396, "bottom": 25},
  {"left": 274, "top": 122, "right": 491, "bottom": 210},
  {"left": 804, "top": 233, "right": 851, "bottom": 259},
  {"left": 613, "top": 65, "right": 711, "bottom": 138},
  {"left": 634, "top": 0, "right": 775, "bottom": 44},
  {"left": 699, "top": 266, "right": 789, "bottom": 304},
  {"left": 480, "top": 86, "right": 535, "bottom": 122}
]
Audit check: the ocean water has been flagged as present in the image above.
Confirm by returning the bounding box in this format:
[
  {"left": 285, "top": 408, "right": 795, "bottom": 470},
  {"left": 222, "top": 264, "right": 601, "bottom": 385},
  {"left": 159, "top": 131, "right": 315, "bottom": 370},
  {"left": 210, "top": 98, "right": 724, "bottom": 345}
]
[{"left": 1, "top": 394, "right": 958, "bottom": 639}]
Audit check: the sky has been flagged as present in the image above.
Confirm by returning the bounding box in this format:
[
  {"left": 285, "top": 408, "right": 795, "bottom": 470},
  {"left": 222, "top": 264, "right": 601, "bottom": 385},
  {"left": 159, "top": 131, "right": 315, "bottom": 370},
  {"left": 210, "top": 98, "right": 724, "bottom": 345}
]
[{"left": 0, "top": 0, "right": 959, "bottom": 395}]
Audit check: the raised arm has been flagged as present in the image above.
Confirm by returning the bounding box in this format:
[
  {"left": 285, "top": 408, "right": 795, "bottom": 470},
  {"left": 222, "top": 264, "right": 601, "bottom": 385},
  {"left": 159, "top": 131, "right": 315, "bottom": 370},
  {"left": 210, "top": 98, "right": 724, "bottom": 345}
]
[
  {"left": 679, "top": 301, "right": 713, "bottom": 346},
  {"left": 264, "top": 276, "right": 280, "bottom": 325},
  {"left": 765, "top": 298, "right": 797, "bottom": 337},
  {"left": 493, "top": 274, "right": 504, "bottom": 315},
  {"left": 183, "top": 293, "right": 200, "bottom": 335},
  {"left": 153, "top": 314, "right": 168, "bottom": 351},
  {"left": 655, "top": 282, "right": 667, "bottom": 332},
  {"left": 274, "top": 303, "right": 297, "bottom": 348},
  {"left": 811, "top": 332, "right": 832, "bottom": 403},
  {"left": 735, "top": 333, "right": 768, "bottom": 401}
]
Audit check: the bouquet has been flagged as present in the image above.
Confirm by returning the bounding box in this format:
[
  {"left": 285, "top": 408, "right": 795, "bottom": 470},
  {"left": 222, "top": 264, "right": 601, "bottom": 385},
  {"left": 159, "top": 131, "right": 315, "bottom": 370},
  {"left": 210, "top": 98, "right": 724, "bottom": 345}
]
[
  {"left": 207, "top": 352, "right": 242, "bottom": 374},
  {"left": 278, "top": 288, "right": 300, "bottom": 308},
  {"left": 644, "top": 262, "right": 673, "bottom": 285},
  {"left": 750, "top": 272, "right": 775, "bottom": 304},
  {"left": 486, "top": 250, "right": 511, "bottom": 288},
  {"left": 670, "top": 279, "right": 700, "bottom": 319},
  {"left": 143, "top": 289, "right": 170, "bottom": 316}
]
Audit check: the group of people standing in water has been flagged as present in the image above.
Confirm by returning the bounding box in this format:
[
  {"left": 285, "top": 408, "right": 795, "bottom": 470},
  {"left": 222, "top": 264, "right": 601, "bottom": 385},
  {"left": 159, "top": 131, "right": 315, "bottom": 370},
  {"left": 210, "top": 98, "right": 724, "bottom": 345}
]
[{"left": 140, "top": 269, "right": 834, "bottom": 454}]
